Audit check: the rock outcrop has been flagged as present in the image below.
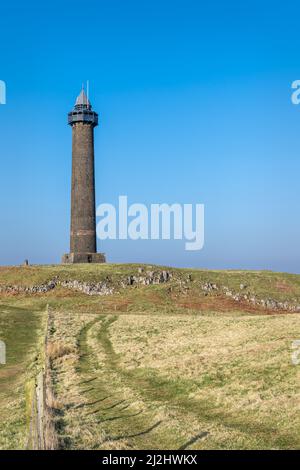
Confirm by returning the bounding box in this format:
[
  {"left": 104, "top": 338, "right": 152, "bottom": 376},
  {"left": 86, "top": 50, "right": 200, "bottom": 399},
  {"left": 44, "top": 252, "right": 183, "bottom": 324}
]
[
  {"left": 0, "top": 270, "right": 173, "bottom": 297},
  {"left": 1, "top": 269, "right": 300, "bottom": 313}
]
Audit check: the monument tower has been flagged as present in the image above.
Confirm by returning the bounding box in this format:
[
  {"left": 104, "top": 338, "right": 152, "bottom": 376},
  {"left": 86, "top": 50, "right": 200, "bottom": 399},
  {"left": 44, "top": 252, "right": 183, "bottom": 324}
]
[{"left": 62, "top": 87, "right": 106, "bottom": 264}]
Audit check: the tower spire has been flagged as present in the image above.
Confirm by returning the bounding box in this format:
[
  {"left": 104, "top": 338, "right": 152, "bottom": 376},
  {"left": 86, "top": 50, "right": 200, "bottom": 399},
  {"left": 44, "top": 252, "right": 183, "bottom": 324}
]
[{"left": 75, "top": 86, "right": 91, "bottom": 108}]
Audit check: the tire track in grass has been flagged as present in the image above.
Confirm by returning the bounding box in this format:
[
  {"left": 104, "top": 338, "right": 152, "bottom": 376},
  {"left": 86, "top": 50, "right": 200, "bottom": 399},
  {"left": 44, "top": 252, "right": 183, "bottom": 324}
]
[
  {"left": 96, "top": 316, "right": 300, "bottom": 450},
  {"left": 74, "top": 314, "right": 300, "bottom": 450},
  {"left": 75, "top": 315, "right": 175, "bottom": 449}
]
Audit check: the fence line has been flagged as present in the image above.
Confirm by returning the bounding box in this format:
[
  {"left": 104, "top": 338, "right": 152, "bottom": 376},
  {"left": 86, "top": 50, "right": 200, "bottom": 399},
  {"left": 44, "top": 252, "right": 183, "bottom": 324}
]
[{"left": 26, "top": 305, "right": 58, "bottom": 450}]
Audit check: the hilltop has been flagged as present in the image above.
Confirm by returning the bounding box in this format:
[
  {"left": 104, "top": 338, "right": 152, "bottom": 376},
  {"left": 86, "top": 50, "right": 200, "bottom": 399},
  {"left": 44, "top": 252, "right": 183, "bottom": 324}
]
[
  {"left": 1, "top": 263, "right": 300, "bottom": 311},
  {"left": 0, "top": 264, "right": 299, "bottom": 450}
]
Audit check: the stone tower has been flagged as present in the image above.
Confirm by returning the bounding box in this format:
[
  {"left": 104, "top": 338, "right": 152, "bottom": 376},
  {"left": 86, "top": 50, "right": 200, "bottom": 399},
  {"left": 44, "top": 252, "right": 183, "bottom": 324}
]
[{"left": 62, "top": 88, "right": 106, "bottom": 264}]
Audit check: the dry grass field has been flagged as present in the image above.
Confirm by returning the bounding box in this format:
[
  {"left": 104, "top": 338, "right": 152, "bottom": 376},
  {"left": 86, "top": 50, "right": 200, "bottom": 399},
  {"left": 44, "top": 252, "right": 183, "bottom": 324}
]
[
  {"left": 47, "top": 311, "right": 300, "bottom": 450},
  {"left": 0, "top": 264, "right": 299, "bottom": 449}
]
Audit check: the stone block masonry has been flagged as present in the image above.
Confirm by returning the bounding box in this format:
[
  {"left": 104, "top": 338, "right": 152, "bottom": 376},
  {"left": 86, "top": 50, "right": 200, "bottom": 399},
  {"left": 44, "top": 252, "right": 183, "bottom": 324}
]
[{"left": 62, "top": 87, "right": 106, "bottom": 264}]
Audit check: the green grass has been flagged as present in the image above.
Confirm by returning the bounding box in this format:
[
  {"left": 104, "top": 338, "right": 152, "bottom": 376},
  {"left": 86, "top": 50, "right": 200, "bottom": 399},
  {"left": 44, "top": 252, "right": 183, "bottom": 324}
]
[
  {"left": 1, "top": 263, "right": 300, "bottom": 304},
  {"left": 0, "top": 264, "right": 158, "bottom": 287},
  {"left": 0, "top": 304, "right": 45, "bottom": 449}
]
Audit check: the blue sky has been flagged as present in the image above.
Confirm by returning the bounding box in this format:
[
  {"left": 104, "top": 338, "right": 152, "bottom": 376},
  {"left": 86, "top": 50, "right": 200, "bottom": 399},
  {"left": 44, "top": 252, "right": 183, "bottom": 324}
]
[{"left": 0, "top": 0, "right": 300, "bottom": 271}]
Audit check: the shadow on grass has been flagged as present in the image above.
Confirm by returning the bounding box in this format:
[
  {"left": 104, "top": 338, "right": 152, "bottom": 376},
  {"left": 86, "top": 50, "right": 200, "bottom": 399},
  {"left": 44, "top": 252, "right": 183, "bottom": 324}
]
[
  {"left": 178, "top": 431, "right": 209, "bottom": 450},
  {"left": 97, "top": 410, "right": 143, "bottom": 423},
  {"left": 104, "top": 420, "right": 163, "bottom": 443}
]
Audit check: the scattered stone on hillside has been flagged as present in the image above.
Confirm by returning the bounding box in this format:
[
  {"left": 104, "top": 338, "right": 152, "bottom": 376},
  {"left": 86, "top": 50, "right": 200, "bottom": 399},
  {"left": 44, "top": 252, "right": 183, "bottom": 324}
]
[
  {"left": 202, "top": 282, "right": 218, "bottom": 292},
  {"left": 125, "top": 270, "right": 172, "bottom": 287},
  {"left": 60, "top": 279, "right": 114, "bottom": 296},
  {"left": 1, "top": 270, "right": 300, "bottom": 313},
  {"left": 197, "top": 280, "right": 300, "bottom": 313}
]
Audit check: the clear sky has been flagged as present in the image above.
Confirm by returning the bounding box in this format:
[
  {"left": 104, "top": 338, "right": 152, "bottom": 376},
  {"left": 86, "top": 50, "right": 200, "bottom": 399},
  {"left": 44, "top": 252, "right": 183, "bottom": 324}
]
[{"left": 0, "top": 0, "right": 300, "bottom": 272}]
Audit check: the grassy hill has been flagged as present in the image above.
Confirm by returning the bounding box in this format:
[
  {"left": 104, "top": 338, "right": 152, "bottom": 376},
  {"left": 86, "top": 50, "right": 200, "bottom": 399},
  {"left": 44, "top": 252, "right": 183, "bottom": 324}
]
[{"left": 0, "top": 264, "right": 299, "bottom": 449}]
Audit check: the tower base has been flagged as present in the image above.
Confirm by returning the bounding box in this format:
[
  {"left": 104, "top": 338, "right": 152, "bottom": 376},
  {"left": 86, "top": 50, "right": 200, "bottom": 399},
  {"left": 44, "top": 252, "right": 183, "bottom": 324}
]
[{"left": 62, "top": 253, "right": 106, "bottom": 264}]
